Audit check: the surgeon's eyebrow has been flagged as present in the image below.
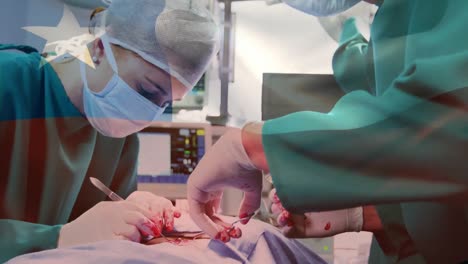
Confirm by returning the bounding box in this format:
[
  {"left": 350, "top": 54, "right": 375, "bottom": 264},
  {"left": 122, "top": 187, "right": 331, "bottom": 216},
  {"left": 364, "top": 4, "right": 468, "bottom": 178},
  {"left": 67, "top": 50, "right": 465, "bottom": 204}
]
[{"left": 145, "top": 76, "right": 169, "bottom": 97}]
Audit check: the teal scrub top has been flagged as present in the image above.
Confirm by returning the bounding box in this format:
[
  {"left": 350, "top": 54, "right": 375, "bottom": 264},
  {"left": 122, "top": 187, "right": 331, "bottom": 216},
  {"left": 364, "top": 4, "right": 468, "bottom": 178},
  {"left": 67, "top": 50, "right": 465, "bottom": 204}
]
[
  {"left": 0, "top": 45, "right": 139, "bottom": 262},
  {"left": 334, "top": 17, "right": 426, "bottom": 264},
  {"left": 263, "top": 0, "right": 468, "bottom": 262}
]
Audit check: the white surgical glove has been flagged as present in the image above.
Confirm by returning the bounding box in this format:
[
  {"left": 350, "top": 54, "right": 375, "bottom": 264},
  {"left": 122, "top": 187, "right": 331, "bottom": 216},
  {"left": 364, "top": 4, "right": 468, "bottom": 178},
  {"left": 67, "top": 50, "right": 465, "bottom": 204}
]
[
  {"left": 58, "top": 200, "right": 158, "bottom": 248},
  {"left": 126, "top": 191, "right": 181, "bottom": 234},
  {"left": 269, "top": 189, "right": 363, "bottom": 238},
  {"left": 188, "top": 128, "right": 263, "bottom": 242}
]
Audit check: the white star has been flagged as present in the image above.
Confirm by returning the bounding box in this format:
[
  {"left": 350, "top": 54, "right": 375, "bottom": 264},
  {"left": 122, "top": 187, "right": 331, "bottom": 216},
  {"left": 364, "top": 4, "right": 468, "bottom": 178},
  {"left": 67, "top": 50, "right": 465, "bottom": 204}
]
[{"left": 22, "top": 5, "right": 99, "bottom": 68}]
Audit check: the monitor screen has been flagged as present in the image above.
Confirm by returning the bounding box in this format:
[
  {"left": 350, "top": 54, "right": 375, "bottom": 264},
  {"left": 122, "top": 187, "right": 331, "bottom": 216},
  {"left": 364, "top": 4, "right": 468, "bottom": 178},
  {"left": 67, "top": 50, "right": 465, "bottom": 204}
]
[{"left": 137, "top": 126, "right": 207, "bottom": 184}]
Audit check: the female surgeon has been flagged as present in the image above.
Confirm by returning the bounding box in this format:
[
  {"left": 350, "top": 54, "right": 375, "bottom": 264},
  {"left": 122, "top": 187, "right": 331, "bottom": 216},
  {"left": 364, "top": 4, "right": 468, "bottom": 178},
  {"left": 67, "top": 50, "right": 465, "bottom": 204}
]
[
  {"left": 0, "top": 0, "right": 218, "bottom": 262},
  {"left": 187, "top": 0, "right": 468, "bottom": 263}
]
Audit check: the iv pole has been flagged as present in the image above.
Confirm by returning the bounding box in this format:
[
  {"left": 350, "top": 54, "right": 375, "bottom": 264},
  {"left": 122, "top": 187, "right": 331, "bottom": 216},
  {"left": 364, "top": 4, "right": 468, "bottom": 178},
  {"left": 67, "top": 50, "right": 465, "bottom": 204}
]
[{"left": 206, "top": 0, "right": 233, "bottom": 125}]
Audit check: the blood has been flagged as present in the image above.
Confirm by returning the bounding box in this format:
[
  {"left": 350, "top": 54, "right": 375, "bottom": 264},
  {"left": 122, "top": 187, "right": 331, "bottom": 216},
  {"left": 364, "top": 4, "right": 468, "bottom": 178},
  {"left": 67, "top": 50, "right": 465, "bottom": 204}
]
[
  {"left": 152, "top": 226, "right": 161, "bottom": 236},
  {"left": 228, "top": 227, "right": 242, "bottom": 238},
  {"left": 324, "top": 222, "right": 331, "bottom": 231},
  {"left": 273, "top": 194, "right": 280, "bottom": 204}
]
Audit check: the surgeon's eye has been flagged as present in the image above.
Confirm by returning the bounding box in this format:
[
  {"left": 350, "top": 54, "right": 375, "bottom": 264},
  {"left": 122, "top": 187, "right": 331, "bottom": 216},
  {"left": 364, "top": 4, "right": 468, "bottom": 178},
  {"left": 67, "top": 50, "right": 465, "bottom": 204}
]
[{"left": 137, "top": 84, "right": 165, "bottom": 106}]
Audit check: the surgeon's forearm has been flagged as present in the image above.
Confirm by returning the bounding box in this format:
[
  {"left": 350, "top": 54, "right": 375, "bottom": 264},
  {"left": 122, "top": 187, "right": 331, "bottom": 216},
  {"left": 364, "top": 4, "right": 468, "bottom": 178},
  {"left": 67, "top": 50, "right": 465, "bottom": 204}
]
[
  {"left": 363, "top": 206, "right": 398, "bottom": 255},
  {"left": 363, "top": 206, "right": 418, "bottom": 258},
  {"left": 362, "top": 206, "right": 383, "bottom": 232},
  {"left": 241, "top": 122, "right": 270, "bottom": 172},
  {"left": 0, "top": 220, "right": 61, "bottom": 262}
]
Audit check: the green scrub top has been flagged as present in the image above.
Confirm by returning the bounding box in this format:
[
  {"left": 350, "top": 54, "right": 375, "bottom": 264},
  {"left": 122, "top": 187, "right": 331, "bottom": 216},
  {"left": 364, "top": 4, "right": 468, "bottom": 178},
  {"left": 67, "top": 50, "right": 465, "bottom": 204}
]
[
  {"left": 263, "top": 0, "right": 468, "bottom": 262},
  {"left": 0, "top": 45, "right": 139, "bottom": 262},
  {"left": 333, "top": 17, "right": 426, "bottom": 264}
]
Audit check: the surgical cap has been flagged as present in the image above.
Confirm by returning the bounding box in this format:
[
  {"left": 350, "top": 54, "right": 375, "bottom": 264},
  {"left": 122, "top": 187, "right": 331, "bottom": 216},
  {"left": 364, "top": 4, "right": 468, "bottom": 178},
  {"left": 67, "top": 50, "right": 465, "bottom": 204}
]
[{"left": 94, "top": 0, "right": 219, "bottom": 89}]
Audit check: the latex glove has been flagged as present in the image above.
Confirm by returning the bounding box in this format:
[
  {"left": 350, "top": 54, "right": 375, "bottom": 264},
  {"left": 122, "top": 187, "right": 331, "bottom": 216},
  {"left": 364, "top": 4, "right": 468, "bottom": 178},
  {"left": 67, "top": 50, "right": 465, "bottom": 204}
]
[
  {"left": 58, "top": 200, "right": 159, "bottom": 248},
  {"left": 269, "top": 189, "right": 363, "bottom": 238},
  {"left": 188, "top": 128, "right": 263, "bottom": 242},
  {"left": 126, "top": 191, "right": 181, "bottom": 234}
]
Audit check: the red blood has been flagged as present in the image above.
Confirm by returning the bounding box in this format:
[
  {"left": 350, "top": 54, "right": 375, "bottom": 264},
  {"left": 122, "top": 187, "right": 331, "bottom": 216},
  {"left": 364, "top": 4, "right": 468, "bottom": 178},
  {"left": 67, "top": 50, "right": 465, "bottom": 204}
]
[
  {"left": 239, "top": 213, "right": 251, "bottom": 224},
  {"left": 273, "top": 194, "right": 280, "bottom": 204},
  {"left": 324, "top": 222, "right": 331, "bottom": 231},
  {"left": 229, "top": 227, "right": 242, "bottom": 238},
  {"left": 219, "top": 232, "right": 230, "bottom": 243},
  {"left": 212, "top": 230, "right": 229, "bottom": 242},
  {"left": 152, "top": 225, "right": 161, "bottom": 236},
  {"left": 278, "top": 215, "right": 287, "bottom": 226},
  {"left": 239, "top": 212, "right": 248, "bottom": 219}
]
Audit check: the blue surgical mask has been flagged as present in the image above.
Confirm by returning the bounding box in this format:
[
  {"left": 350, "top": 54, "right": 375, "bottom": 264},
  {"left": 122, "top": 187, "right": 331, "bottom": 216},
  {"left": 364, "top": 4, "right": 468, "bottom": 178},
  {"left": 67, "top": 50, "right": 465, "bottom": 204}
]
[
  {"left": 81, "top": 36, "right": 167, "bottom": 138},
  {"left": 282, "top": 0, "right": 362, "bottom": 16}
]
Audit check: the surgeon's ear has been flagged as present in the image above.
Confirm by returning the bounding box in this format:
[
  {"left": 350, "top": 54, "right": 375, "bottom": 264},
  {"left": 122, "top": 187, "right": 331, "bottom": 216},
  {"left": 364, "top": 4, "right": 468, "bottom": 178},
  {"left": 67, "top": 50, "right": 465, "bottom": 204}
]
[{"left": 90, "top": 38, "right": 105, "bottom": 65}]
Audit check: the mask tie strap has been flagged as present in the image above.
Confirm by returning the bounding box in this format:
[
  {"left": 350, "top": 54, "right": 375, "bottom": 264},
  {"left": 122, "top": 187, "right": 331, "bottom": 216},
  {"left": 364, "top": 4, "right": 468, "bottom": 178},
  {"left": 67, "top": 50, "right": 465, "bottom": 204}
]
[{"left": 100, "top": 35, "right": 119, "bottom": 74}]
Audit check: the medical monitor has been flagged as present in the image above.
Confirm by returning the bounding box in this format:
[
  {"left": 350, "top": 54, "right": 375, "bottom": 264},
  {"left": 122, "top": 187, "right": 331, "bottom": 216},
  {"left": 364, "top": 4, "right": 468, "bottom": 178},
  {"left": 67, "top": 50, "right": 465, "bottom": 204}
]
[{"left": 136, "top": 122, "right": 212, "bottom": 199}]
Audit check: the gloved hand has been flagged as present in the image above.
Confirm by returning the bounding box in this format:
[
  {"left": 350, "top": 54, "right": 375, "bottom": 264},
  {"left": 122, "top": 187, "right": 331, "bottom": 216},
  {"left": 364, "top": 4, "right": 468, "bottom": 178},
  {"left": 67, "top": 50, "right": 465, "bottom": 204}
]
[
  {"left": 58, "top": 200, "right": 158, "bottom": 248},
  {"left": 188, "top": 127, "right": 263, "bottom": 242},
  {"left": 269, "top": 189, "right": 363, "bottom": 238},
  {"left": 58, "top": 192, "right": 180, "bottom": 248},
  {"left": 126, "top": 191, "right": 181, "bottom": 234}
]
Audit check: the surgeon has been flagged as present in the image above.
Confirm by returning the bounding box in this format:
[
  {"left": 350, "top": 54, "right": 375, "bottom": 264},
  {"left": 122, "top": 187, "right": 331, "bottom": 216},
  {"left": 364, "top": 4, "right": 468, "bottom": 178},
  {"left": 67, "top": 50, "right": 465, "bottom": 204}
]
[
  {"left": 0, "top": 0, "right": 218, "bottom": 262},
  {"left": 187, "top": 0, "right": 468, "bottom": 263}
]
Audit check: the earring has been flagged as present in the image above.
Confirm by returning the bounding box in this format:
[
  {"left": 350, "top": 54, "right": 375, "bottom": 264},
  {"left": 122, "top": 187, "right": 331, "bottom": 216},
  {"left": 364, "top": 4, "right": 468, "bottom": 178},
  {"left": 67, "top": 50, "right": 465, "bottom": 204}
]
[{"left": 92, "top": 56, "right": 99, "bottom": 63}]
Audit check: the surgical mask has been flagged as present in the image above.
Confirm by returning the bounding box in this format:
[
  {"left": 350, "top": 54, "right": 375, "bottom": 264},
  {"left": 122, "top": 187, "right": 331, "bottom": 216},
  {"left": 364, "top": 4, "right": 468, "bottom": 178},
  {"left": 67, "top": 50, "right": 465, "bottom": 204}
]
[
  {"left": 282, "top": 0, "right": 362, "bottom": 16},
  {"left": 81, "top": 36, "right": 167, "bottom": 138}
]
